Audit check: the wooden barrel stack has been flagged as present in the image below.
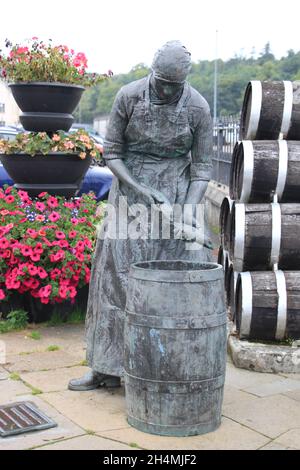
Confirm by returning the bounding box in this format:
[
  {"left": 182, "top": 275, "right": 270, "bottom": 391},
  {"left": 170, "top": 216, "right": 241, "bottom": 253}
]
[{"left": 220, "top": 80, "right": 300, "bottom": 342}]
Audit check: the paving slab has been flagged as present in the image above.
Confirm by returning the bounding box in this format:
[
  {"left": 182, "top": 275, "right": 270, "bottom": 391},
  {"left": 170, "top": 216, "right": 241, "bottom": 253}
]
[
  {"left": 268, "top": 428, "right": 300, "bottom": 450},
  {"left": 37, "top": 434, "right": 133, "bottom": 450},
  {"left": 20, "top": 366, "right": 90, "bottom": 393},
  {"left": 283, "top": 390, "right": 300, "bottom": 402},
  {"left": 99, "top": 416, "right": 269, "bottom": 450},
  {"left": 225, "top": 362, "right": 282, "bottom": 390},
  {"left": 0, "top": 394, "right": 84, "bottom": 450},
  {"left": 5, "top": 350, "right": 81, "bottom": 373},
  {"left": 260, "top": 442, "right": 295, "bottom": 450},
  {"left": 2, "top": 324, "right": 85, "bottom": 357},
  {"left": 223, "top": 385, "right": 258, "bottom": 405},
  {"left": 0, "top": 378, "right": 31, "bottom": 401},
  {"left": 244, "top": 378, "right": 300, "bottom": 397},
  {"left": 42, "top": 388, "right": 129, "bottom": 433},
  {"left": 0, "top": 366, "right": 9, "bottom": 381},
  {"left": 223, "top": 394, "right": 300, "bottom": 439}
]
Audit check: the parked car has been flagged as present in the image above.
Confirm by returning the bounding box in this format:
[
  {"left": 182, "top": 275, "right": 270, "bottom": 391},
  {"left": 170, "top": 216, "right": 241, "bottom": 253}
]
[{"left": 0, "top": 126, "right": 18, "bottom": 141}]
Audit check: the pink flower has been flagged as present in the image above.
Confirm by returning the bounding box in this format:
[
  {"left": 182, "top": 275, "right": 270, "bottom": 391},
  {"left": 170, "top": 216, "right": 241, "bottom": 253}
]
[
  {"left": 0, "top": 289, "right": 5, "bottom": 300},
  {"left": 58, "top": 239, "right": 69, "bottom": 248},
  {"left": 38, "top": 192, "right": 47, "bottom": 198},
  {"left": 27, "top": 264, "right": 38, "bottom": 276},
  {"left": 68, "top": 230, "right": 77, "bottom": 238},
  {"left": 37, "top": 267, "right": 48, "bottom": 279},
  {"left": 52, "top": 134, "right": 60, "bottom": 142},
  {"left": 76, "top": 241, "right": 85, "bottom": 252},
  {"left": 26, "top": 228, "right": 38, "bottom": 238},
  {"left": 20, "top": 245, "right": 33, "bottom": 257},
  {"left": 35, "top": 202, "right": 46, "bottom": 212},
  {"left": 50, "top": 268, "right": 61, "bottom": 279},
  {"left": 0, "top": 238, "right": 9, "bottom": 249},
  {"left": 34, "top": 243, "right": 43, "bottom": 254},
  {"left": 71, "top": 218, "right": 79, "bottom": 225},
  {"left": 30, "top": 253, "right": 40, "bottom": 262},
  {"left": 55, "top": 231, "right": 65, "bottom": 239},
  {"left": 36, "top": 215, "right": 45, "bottom": 222},
  {"left": 5, "top": 195, "right": 15, "bottom": 204},
  {"left": 47, "top": 197, "right": 59, "bottom": 209},
  {"left": 48, "top": 212, "right": 60, "bottom": 222}
]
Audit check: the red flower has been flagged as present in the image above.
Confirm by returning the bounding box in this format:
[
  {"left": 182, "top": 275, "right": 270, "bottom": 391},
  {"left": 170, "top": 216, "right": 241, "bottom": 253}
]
[{"left": 50, "top": 268, "right": 61, "bottom": 279}]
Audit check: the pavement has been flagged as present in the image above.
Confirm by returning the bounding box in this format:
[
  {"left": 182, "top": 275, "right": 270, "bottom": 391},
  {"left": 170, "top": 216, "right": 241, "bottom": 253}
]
[{"left": 0, "top": 323, "right": 300, "bottom": 450}]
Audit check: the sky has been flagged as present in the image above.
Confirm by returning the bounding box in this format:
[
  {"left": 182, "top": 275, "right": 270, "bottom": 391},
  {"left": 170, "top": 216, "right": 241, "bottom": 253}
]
[{"left": 0, "top": 0, "right": 299, "bottom": 75}]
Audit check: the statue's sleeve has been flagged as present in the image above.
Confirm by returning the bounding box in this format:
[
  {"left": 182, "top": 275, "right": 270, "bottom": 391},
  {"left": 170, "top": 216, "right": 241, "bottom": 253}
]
[
  {"left": 190, "top": 103, "right": 213, "bottom": 182},
  {"left": 103, "top": 89, "right": 129, "bottom": 160}
]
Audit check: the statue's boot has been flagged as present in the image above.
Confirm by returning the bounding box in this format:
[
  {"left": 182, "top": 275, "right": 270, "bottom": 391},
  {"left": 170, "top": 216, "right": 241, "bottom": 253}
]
[{"left": 68, "top": 370, "right": 121, "bottom": 391}]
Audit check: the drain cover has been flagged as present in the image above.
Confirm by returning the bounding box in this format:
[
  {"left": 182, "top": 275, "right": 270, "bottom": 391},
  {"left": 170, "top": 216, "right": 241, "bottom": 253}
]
[{"left": 0, "top": 401, "right": 57, "bottom": 437}]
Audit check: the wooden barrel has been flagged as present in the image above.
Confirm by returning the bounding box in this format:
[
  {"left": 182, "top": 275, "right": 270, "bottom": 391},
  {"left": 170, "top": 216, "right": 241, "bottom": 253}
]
[
  {"left": 235, "top": 271, "right": 300, "bottom": 341},
  {"left": 220, "top": 196, "right": 233, "bottom": 251},
  {"left": 227, "top": 264, "right": 239, "bottom": 321},
  {"left": 229, "top": 202, "right": 300, "bottom": 271},
  {"left": 230, "top": 140, "right": 300, "bottom": 203},
  {"left": 240, "top": 81, "right": 300, "bottom": 140},
  {"left": 124, "top": 260, "right": 226, "bottom": 437}
]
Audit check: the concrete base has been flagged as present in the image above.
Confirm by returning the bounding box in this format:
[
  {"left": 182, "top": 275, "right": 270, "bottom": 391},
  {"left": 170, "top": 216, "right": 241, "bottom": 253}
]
[{"left": 228, "top": 323, "right": 300, "bottom": 374}]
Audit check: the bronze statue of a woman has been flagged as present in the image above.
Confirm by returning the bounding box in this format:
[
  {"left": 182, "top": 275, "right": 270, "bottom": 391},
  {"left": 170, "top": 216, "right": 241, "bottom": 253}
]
[{"left": 69, "top": 41, "right": 213, "bottom": 390}]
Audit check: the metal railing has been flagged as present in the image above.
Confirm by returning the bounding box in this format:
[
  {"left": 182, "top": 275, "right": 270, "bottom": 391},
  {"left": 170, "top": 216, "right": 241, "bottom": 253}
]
[{"left": 212, "top": 115, "right": 240, "bottom": 186}]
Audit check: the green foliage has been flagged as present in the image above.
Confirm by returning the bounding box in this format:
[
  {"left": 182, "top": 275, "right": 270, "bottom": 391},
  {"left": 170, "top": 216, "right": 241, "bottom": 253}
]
[
  {"left": 47, "top": 307, "right": 86, "bottom": 326},
  {"left": 0, "top": 309, "right": 28, "bottom": 333},
  {"left": 29, "top": 331, "right": 41, "bottom": 340},
  {"left": 46, "top": 345, "right": 60, "bottom": 351},
  {"left": 9, "top": 372, "right": 21, "bottom": 380},
  {"left": 75, "top": 48, "right": 300, "bottom": 122}
]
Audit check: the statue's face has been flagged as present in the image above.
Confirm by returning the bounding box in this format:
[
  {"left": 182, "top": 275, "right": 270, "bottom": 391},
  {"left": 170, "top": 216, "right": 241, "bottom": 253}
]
[{"left": 153, "top": 77, "right": 184, "bottom": 100}]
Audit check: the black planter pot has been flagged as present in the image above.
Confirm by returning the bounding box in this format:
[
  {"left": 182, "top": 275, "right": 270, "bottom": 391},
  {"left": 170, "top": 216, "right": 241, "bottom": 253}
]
[
  {"left": 0, "top": 152, "right": 91, "bottom": 198},
  {"left": 9, "top": 82, "right": 85, "bottom": 132},
  {"left": 1, "top": 285, "right": 89, "bottom": 323}
]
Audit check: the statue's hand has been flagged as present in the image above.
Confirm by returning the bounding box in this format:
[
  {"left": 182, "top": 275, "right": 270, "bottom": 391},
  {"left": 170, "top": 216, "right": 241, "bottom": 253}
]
[{"left": 135, "top": 183, "right": 171, "bottom": 206}]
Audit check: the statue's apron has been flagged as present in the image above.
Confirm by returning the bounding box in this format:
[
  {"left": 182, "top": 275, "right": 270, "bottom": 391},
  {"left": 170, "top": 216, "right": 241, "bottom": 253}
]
[{"left": 86, "top": 77, "right": 212, "bottom": 376}]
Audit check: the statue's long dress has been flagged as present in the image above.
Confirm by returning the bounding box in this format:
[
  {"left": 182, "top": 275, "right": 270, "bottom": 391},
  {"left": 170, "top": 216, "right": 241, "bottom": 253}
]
[{"left": 86, "top": 76, "right": 213, "bottom": 377}]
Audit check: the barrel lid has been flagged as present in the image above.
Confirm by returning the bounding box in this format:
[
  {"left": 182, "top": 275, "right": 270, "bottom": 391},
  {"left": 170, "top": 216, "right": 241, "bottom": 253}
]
[{"left": 129, "top": 260, "right": 223, "bottom": 283}]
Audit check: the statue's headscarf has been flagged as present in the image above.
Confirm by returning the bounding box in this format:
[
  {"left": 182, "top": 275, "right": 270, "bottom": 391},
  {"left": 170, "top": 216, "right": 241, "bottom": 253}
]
[{"left": 151, "top": 40, "right": 192, "bottom": 83}]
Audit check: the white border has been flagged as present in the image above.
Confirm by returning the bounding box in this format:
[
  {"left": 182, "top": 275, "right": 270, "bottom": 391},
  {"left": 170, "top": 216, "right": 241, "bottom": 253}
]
[
  {"left": 240, "top": 271, "right": 253, "bottom": 338},
  {"left": 271, "top": 203, "right": 282, "bottom": 267},
  {"left": 246, "top": 81, "right": 262, "bottom": 139},
  {"left": 234, "top": 204, "right": 245, "bottom": 270},
  {"left": 240, "top": 141, "right": 254, "bottom": 202},
  {"left": 275, "top": 140, "right": 288, "bottom": 201},
  {"left": 280, "top": 81, "right": 293, "bottom": 137},
  {"left": 275, "top": 270, "right": 287, "bottom": 340}
]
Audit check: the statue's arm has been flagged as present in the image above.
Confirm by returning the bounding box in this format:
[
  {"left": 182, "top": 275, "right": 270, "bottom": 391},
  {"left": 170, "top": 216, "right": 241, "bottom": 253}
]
[{"left": 185, "top": 102, "right": 213, "bottom": 206}]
